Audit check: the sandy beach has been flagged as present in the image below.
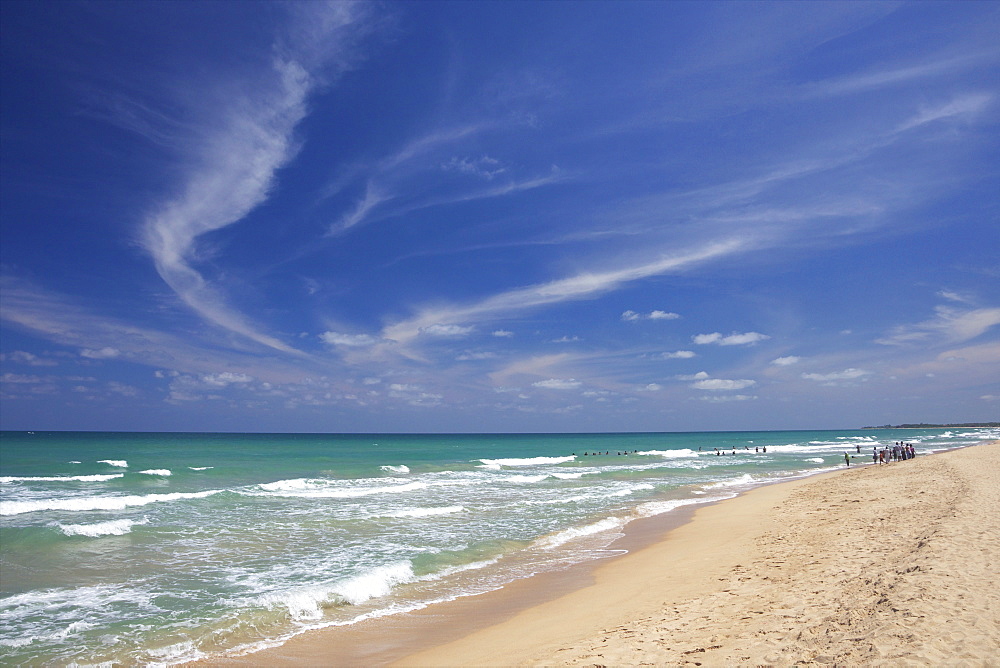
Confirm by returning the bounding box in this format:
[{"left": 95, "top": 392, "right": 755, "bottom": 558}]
[{"left": 217, "top": 441, "right": 999, "bottom": 667}]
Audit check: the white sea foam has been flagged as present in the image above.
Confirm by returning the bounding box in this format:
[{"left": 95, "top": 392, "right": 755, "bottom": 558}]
[
  {"left": 503, "top": 474, "right": 550, "bottom": 484},
  {"left": 608, "top": 483, "right": 655, "bottom": 497},
  {"left": 706, "top": 473, "right": 755, "bottom": 488},
  {"left": 523, "top": 494, "right": 590, "bottom": 505},
  {"left": 0, "top": 474, "right": 124, "bottom": 483},
  {"left": 0, "top": 489, "right": 223, "bottom": 516},
  {"left": 257, "top": 562, "right": 415, "bottom": 619},
  {"left": 0, "top": 583, "right": 158, "bottom": 629},
  {"left": 57, "top": 518, "right": 148, "bottom": 537},
  {"left": 380, "top": 465, "right": 410, "bottom": 474},
  {"left": 189, "top": 466, "right": 214, "bottom": 471},
  {"left": 537, "top": 516, "right": 624, "bottom": 549},
  {"left": 635, "top": 496, "right": 727, "bottom": 518},
  {"left": 477, "top": 455, "right": 575, "bottom": 469},
  {"left": 384, "top": 506, "right": 465, "bottom": 518},
  {"left": 97, "top": 460, "right": 127, "bottom": 468},
  {"left": 805, "top": 457, "right": 825, "bottom": 463},
  {"left": 139, "top": 469, "right": 172, "bottom": 476},
  {"left": 550, "top": 471, "right": 588, "bottom": 479},
  {"left": 256, "top": 478, "right": 429, "bottom": 498},
  {"left": 636, "top": 448, "right": 698, "bottom": 458},
  {"left": 418, "top": 557, "right": 502, "bottom": 581}
]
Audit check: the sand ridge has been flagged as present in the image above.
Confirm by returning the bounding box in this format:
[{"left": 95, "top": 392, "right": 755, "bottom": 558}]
[{"left": 398, "top": 442, "right": 1000, "bottom": 667}]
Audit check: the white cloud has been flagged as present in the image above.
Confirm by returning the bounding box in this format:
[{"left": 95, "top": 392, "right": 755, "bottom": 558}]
[
  {"left": 492, "top": 330, "right": 515, "bottom": 338},
  {"left": 456, "top": 351, "right": 498, "bottom": 361},
  {"left": 622, "top": 309, "right": 680, "bottom": 322},
  {"left": 895, "top": 93, "right": 993, "bottom": 133},
  {"left": 551, "top": 335, "right": 581, "bottom": 343},
  {"left": 693, "top": 331, "right": 770, "bottom": 346},
  {"left": 201, "top": 372, "right": 253, "bottom": 387},
  {"left": 699, "top": 394, "right": 757, "bottom": 402},
  {"left": 1, "top": 351, "right": 57, "bottom": 366},
  {"left": 659, "top": 350, "right": 696, "bottom": 359},
  {"left": 877, "top": 305, "right": 1000, "bottom": 346},
  {"left": 81, "top": 347, "right": 121, "bottom": 359},
  {"left": 383, "top": 239, "right": 744, "bottom": 346},
  {"left": 676, "top": 371, "right": 711, "bottom": 381},
  {"left": 140, "top": 4, "right": 373, "bottom": 355},
  {"left": 532, "top": 378, "right": 582, "bottom": 390},
  {"left": 389, "top": 383, "right": 420, "bottom": 392},
  {"left": 320, "top": 331, "right": 379, "bottom": 347},
  {"left": 442, "top": 155, "right": 506, "bottom": 180},
  {"left": 329, "top": 181, "right": 390, "bottom": 234},
  {"left": 801, "top": 368, "right": 872, "bottom": 381},
  {"left": 771, "top": 355, "right": 801, "bottom": 366},
  {"left": 937, "top": 290, "right": 972, "bottom": 304},
  {"left": 420, "top": 324, "right": 475, "bottom": 337},
  {"left": 640, "top": 383, "right": 662, "bottom": 391},
  {"left": 692, "top": 378, "right": 757, "bottom": 390}
]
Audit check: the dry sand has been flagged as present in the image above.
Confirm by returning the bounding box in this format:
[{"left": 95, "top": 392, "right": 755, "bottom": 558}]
[
  {"left": 213, "top": 441, "right": 999, "bottom": 667},
  {"left": 395, "top": 441, "right": 1000, "bottom": 667}
]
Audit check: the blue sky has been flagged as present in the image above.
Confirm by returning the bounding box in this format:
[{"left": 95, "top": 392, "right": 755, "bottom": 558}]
[{"left": 1, "top": 1, "right": 998, "bottom": 433}]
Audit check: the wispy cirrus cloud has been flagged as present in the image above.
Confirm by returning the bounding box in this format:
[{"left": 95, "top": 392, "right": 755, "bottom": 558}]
[
  {"left": 894, "top": 92, "right": 993, "bottom": 133},
  {"left": 382, "top": 238, "right": 745, "bottom": 346},
  {"left": 876, "top": 304, "right": 1000, "bottom": 346},
  {"left": 140, "top": 3, "right": 374, "bottom": 354},
  {"left": 803, "top": 53, "right": 994, "bottom": 99}
]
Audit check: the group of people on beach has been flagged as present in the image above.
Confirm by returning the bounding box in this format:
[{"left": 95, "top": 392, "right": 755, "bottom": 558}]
[
  {"left": 844, "top": 442, "right": 917, "bottom": 466},
  {"left": 874, "top": 442, "right": 916, "bottom": 465}
]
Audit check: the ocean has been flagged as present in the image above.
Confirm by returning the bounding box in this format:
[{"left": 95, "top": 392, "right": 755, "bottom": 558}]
[{"left": 1, "top": 427, "right": 995, "bottom": 665}]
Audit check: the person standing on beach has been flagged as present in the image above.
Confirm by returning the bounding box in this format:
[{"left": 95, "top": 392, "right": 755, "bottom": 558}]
[{"left": 844, "top": 452, "right": 850, "bottom": 467}]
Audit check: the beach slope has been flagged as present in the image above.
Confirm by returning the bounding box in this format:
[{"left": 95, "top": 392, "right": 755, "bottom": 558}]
[{"left": 396, "top": 442, "right": 1000, "bottom": 666}]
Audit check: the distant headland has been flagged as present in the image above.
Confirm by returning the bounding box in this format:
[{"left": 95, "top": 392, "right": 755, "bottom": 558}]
[{"left": 861, "top": 422, "right": 999, "bottom": 429}]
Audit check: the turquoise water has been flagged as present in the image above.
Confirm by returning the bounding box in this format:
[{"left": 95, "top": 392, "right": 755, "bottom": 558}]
[{"left": 1, "top": 428, "right": 995, "bottom": 665}]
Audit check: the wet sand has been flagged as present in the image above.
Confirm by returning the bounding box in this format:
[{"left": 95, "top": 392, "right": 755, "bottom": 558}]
[{"left": 210, "top": 441, "right": 1000, "bottom": 666}]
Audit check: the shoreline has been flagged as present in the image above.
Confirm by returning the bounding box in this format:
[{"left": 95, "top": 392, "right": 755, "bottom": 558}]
[{"left": 205, "top": 440, "right": 1000, "bottom": 666}]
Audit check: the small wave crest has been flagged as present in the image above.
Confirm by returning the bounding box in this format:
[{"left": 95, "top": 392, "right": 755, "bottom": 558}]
[
  {"left": 706, "top": 473, "right": 755, "bottom": 489},
  {"left": 536, "top": 516, "right": 624, "bottom": 549},
  {"left": 608, "top": 483, "right": 655, "bottom": 497},
  {"left": 139, "top": 469, "right": 172, "bottom": 476},
  {"left": 805, "top": 457, "right": 825, "bottom": 463},
  {"left": 97, "top": 460, "right": 127, "bottom": 468},
  {"left": 383, "top": 506, "right": 465, "bottom": 518},
  {"left": 255, "top": 478, "right": 428, "bottom": 499},
  {"left": 0, "top": 489, "right": 223, "bottom": 516},
  {"left": 477, "top": 455, "right": 575, "bottom": 469},
  {"left": 257, "top": 562, "right": 415, "bottom": 619},
  {"left": 380, "top": 465, "right": 410, "bottom": 474},
  {"left": 635, "top": 496, "right": 720, "bottom": 518},
  {"left": 636, "top": 448, "right": 698, "bottom": 458},
  {"left": 56, "top": 518, "right": 148, "bottom": 537},
  {"left": 0, "top": 474, "right": 124, "bottom": 483},
  {"left": 503, "top": 474, "right": 550, "bottom": 484}
]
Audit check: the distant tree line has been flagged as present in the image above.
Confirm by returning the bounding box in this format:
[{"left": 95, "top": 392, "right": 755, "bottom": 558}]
[{"left": 861, "top": 422, "right": 999, "bottom": 429}]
